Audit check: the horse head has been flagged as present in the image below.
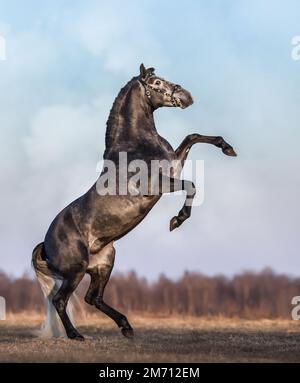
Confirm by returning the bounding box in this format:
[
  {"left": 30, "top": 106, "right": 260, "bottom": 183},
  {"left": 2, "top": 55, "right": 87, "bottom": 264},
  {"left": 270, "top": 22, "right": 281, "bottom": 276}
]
[{"left": 139, "top": 63, "right": 193, "bottom": 110}]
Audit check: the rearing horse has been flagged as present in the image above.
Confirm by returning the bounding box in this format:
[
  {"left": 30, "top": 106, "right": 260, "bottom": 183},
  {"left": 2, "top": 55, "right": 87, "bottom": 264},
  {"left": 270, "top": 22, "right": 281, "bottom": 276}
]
[{"left": 32, "top": 64, "right": 236, "bottom": 340}]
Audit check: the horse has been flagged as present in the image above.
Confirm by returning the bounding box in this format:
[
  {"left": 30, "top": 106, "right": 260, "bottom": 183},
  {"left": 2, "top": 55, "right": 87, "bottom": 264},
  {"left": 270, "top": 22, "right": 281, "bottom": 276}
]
[{"left": 32, "top": 64, "right": 237, "bottom": 341}]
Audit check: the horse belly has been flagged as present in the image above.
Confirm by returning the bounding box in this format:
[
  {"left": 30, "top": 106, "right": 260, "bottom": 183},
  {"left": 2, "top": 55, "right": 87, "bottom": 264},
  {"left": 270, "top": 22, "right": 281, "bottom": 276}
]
[{"left": 88, "top": 195, "right": 159, "bottom": 251}]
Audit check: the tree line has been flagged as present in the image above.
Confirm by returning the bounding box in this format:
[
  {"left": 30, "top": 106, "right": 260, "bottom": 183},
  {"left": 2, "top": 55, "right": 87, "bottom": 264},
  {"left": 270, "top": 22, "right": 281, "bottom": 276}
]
[{"left": 0, "top": 268, "right": 299, "bottom": 318}]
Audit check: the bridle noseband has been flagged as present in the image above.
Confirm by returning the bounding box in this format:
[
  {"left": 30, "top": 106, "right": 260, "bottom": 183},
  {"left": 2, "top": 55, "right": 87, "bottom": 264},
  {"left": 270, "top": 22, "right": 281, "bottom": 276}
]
[{"left": 140, "top": 75, "right": 183, "bottom": 108}]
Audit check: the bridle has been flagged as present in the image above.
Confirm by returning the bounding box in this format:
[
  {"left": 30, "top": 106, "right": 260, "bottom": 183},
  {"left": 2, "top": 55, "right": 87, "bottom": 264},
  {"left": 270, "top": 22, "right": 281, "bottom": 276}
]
[{"left": 140, "top": 75, "right": 183, "bottom": 108}]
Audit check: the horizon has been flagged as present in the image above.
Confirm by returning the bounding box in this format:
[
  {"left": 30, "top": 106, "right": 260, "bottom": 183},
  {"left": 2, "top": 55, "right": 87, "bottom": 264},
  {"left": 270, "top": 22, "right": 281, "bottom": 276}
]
[{"left": 1, "top": 266, "right": 300, "bottom": 283}]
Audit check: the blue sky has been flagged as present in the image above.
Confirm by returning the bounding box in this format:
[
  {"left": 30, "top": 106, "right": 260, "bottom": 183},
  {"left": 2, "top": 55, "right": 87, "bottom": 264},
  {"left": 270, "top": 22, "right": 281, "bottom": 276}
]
[{"left": 0, "top": 0, "right": 300, "bottom": 279}]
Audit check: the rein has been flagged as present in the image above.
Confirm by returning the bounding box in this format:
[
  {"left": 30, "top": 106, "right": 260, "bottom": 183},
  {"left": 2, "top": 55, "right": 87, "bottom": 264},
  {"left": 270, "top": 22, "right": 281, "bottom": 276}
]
[{"left": 140, "top": 76, "right": 182, "bottom": 108}]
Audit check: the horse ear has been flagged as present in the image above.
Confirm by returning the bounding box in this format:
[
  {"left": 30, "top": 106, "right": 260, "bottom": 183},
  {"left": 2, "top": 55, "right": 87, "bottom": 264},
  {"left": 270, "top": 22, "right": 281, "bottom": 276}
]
[
  {"left": 140, "top": 63, "right": 147, "bottom": 78},
  {"left": 147, "top": 67, "right": 155, "bottom": 74}
]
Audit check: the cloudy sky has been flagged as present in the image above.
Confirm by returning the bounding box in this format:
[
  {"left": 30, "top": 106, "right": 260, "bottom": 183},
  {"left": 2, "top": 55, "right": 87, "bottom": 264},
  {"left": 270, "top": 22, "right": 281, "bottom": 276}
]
[{"left": 0, "top": 0, "right": 299, "bottom": 279}]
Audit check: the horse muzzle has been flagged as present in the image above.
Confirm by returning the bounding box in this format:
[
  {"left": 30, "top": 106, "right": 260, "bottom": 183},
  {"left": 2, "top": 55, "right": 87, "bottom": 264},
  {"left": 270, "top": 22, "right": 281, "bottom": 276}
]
[{"left": 175, "top": 89, "right": 194, "bottom": 109}]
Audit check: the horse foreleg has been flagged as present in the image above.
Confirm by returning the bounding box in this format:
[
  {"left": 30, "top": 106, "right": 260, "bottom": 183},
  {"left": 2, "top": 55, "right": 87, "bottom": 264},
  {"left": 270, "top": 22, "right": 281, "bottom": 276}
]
[
  {"left": 85, "top": 243, "right": 134, "bottom": 338},
  {"left": 175, "top": 133, "right": 237, "bottom": 167},
  {"left": 157, "top": 176, "right": 196, "bottom": 231}
]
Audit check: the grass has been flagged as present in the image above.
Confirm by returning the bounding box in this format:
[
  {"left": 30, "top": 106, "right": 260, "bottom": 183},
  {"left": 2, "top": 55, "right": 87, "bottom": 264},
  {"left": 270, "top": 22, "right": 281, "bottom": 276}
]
[{"left": 1, "top": 312, "right": 300, "bottom": 362}]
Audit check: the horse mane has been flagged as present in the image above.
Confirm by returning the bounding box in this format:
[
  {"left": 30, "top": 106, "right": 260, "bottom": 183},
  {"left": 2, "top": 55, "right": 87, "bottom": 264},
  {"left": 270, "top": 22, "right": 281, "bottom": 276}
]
[{"left": 105, "top": 76, "right": 139, "bottom": 149}]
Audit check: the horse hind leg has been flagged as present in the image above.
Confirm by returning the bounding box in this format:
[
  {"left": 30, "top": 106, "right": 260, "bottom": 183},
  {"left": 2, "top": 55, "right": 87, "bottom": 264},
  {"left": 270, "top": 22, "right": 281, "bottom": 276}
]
[
  {"left": 52, "top": 262, "right": 87, "bottom": 341},
  {"left": 85, "top": 243, "right": 134, "bottom": 338}
]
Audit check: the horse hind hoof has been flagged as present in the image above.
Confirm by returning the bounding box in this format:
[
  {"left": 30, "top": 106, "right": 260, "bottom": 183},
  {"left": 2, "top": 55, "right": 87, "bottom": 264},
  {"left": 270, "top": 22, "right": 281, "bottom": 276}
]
[
  {"left": 73, "top": 334, "right": 85, "bottom": 341},
  {"left": 68, "top": 332, "right": 85, "bottom": 341},
  {"left": 121, "top": 327, "right": 134, "bottom": 339},
  {"left": 223, "top": 146, "right": 237, "bottom": 157}
]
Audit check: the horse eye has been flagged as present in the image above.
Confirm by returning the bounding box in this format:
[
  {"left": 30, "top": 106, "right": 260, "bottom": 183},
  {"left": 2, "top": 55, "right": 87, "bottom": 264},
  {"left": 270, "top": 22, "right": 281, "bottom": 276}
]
[{"left": 155, "top": 80, "right": 161, "bottom": 86}]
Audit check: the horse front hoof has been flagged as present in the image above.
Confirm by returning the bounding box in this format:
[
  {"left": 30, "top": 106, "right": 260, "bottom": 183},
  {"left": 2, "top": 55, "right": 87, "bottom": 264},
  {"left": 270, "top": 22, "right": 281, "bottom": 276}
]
[
  {"left": 223, "top": 146, "right": 237, "bottom": 157},
  {"left": 121, "top": 327, "right": 134, "bottom": 339},
  {"left": 170, "top": 216, "right": 179, "bottom": 231}
]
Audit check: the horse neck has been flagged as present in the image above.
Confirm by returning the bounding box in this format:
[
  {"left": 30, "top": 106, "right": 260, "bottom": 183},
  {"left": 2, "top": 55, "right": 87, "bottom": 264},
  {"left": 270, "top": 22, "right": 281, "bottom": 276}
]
[{"left": 105, "top": 79, "right": 156, "bottom": 152}]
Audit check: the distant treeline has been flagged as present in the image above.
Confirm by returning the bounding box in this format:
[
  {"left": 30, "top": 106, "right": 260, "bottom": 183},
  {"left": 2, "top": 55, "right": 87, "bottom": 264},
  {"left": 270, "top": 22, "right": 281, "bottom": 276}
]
[{"left": 0, "top": 268, "right": 299, "bottom": 318}]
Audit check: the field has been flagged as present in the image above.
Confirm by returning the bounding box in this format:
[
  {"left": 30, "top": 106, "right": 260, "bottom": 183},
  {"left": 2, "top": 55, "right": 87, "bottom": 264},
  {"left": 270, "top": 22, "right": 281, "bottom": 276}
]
[{"left": 1, "top": 313, "right": 300, "bottom": 363}]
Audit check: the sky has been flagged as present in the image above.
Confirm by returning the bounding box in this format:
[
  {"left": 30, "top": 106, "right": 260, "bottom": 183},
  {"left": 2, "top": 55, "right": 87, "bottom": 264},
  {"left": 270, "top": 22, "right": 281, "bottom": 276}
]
[{"left": 0, "top": 0, "right": 299, "bottom": 279}]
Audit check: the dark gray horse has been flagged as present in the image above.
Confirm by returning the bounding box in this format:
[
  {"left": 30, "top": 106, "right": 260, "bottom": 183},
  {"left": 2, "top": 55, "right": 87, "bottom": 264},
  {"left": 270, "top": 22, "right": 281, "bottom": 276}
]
[{"left": 32, "top": 64, "right": 236, "bottom": 340}]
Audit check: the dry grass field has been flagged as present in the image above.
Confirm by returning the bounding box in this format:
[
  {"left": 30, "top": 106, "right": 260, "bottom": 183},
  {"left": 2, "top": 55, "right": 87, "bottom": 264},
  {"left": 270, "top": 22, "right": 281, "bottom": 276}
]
[{"left": 1, "top": 313, "right": 300, "bottom": 363}]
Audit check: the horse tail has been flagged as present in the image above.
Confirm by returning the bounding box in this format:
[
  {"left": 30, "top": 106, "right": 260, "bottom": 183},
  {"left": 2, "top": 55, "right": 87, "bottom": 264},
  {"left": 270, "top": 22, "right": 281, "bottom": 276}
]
[{"left": 32, "top": 242, "right": 67, "bottom": 338}]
